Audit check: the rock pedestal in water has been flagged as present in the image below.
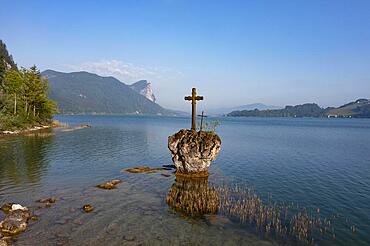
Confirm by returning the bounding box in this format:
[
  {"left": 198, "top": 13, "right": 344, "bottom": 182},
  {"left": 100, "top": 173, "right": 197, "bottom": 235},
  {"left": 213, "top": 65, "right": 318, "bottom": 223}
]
[{"left": 168, "top": 129, "right": 221, "bottom": 176}]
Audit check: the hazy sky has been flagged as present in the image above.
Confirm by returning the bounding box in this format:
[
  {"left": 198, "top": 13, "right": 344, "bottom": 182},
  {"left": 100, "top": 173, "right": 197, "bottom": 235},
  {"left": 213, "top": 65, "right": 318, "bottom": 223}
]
[{"left": 1, "top": 0, "right": 369, "bottom": 111}]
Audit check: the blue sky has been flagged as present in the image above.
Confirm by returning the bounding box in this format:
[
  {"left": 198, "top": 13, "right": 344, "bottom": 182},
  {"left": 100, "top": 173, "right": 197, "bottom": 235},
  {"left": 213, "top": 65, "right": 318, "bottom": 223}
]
[{"left": 1, "top": 0, "right": 369, "bottom": 111}]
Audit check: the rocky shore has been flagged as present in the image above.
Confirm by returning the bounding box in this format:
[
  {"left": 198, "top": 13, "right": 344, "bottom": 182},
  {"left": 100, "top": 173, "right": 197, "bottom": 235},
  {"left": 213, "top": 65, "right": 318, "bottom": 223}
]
[
  {"left": 0, "top": 125, "right": 52, "bottom": 136},
  {"left": 0, "top": 121, "right": 91, "bottom": 137}
]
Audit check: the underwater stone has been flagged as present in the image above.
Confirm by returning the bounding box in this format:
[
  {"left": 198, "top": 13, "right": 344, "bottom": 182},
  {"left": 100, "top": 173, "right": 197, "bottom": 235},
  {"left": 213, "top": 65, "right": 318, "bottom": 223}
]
[
  {"left": 96, "top": 180, "right": 123, "bottom": 190},
  {"left": 168, "top": 129, "right": 221, "bottom": 176},
  {"left": 125, "top": 166, "right": 165, "bottom": 173},
  {"left": 35, "top": 197, "right": 56, "bottom": 204},
  {"left": 82, "top": 204, "right": 94, "bottom": 213}
]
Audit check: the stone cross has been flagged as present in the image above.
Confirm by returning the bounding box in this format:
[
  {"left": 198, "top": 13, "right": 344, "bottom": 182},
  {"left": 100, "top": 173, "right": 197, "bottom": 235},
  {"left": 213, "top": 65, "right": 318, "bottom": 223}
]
[{"left": 185, "top": 88, "right": 203, "bottom": 131}]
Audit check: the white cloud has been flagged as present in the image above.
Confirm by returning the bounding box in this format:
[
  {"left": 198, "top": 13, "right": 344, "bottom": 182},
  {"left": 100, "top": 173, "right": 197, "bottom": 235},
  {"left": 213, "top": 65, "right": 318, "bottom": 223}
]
[{"left": 66, "top": 59, "right": 180, "bottom": 83}]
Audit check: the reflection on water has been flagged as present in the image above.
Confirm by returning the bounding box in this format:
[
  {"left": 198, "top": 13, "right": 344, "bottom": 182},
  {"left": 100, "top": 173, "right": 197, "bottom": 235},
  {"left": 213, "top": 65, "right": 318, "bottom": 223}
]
[
  {"left": 0, "top": 130, "right": 54, "bottom": 196},
  {"left": 166, "top": 176, "right": 219, "bottom": 217}
]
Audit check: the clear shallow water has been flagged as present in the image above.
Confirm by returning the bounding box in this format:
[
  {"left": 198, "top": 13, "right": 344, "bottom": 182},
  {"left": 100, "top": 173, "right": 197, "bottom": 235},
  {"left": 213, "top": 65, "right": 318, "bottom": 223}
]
[{"left": 0, "top": 115, "right": 369, "bottom": 245}]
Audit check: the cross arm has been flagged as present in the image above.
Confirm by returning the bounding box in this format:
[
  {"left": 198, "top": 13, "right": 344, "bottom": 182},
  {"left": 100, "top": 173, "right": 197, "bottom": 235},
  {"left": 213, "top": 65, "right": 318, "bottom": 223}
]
[
  {"left": 184, "top": 96, "right": 192, "bottom": 100},
  {"left": 195, "top": 96, "right": 203, "bottom": 100}
]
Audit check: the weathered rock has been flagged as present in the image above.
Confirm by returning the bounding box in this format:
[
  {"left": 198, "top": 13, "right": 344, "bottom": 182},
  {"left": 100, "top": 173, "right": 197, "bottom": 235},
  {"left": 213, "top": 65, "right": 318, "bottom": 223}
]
[
  {"left": 0, "top": 238, "right": 8, "bottom": 246},
  {"left": 96, "top": 180, "right": 123, "bottom": 190},
  {"left": 10, "top": 204, "right": 27, "bottom": 211},
  {"left": 30, "top": 215, "right": 38, "bottom": 221},
  {"left": 122, "top": 234, "right": 136, "bottom": 241},
  {"left": 0, "top": 218, "right": 27, "bottom": 235},
  {"left": 168, "top": 129, "right": 221, "bottom": 176},
  {"left": 0, "top": 204, "right": 31, "bottom": 236},
  {"left": 166, "top": 177, "right": 219, "bottom": 216},
  {"left": 82, "top": 204, "right": 94, "bottom": 213},
  {"left": 0, "top": 204, "right": 14, "bottom": 214}
]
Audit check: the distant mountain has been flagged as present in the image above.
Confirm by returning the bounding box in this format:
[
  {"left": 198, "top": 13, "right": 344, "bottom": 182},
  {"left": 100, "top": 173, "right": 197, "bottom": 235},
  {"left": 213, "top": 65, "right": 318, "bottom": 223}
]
[
  {"left": 42, "top": 70, "right": 174, "bottom": 115},
  {"left": 129, "top": 80, "right": 156, "bottom": 102},
  {"left": 326, "top": 99, "right": 370, "bottom": 118},
  {"left": 207, "top": 103, "right": 281, "bottom": 116},
  {"left": 227, "top": 99, "right": 370, "bottom": 118}
]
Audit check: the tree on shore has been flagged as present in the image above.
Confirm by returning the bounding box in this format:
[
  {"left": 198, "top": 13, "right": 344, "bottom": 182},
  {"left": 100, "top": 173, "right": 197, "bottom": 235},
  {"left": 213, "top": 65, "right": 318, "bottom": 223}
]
[
  {"left": 0, "top": 40, "right": 57, "bottom": 131},
  {"left": 4, "top": 69, "right": 22, "bottom": 115}
]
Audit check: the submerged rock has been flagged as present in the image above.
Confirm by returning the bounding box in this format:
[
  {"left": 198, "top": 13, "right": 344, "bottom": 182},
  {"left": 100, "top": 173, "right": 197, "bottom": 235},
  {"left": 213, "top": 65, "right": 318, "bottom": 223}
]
[
  {"left": 82, "top": 204, "right": 94, "bottom": 213},
  {"left": 0, "top": 204, "right": 31, "bottom": 236},
  {"left": 125, "top": 166, "right": 165, "bottom": 173},
  {"left": 96, "top": 180, "right": 123, "bottom": 190},
  {"left": 61, "top": 124, "right": 91, "bottom": 132},
  {"left": 35, "top": 197, "right": 56, "bottom": 204},
  {"left": 35, "top": 197, "right": 56, "bottom": 208},
  {"left": 168, "top": 129, "right": 221, "bottom": 176}
]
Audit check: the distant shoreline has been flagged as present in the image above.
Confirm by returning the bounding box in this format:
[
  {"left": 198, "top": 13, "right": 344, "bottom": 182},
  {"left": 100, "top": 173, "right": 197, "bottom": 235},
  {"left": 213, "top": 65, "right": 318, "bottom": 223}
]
[
  {"left": 226, "top": 115, "right": 359, "bottom": 119},
  {"left": 227, "top": 99, "right": 370, "bottom": 118},
  {"left": 54, "top": 113, "right": 189, "bottom": 117}
]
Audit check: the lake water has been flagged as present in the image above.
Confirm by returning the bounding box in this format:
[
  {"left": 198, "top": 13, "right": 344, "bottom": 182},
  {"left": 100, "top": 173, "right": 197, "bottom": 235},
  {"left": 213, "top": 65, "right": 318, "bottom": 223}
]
[{"left": 0, "top": 115, "right": 369, "bottom": 245}]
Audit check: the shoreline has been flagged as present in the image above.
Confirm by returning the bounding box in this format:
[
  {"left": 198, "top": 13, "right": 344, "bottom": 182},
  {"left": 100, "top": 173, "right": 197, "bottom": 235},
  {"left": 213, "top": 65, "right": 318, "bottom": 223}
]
[
  {"left": 0, "top": 125, "right": 53, "bottom": 137},
  {"left": 0, "top": 121, "right": 65, "bottom": 137},
  {"left": 0, "top": 121, "right": 93, "bottom": 137}
]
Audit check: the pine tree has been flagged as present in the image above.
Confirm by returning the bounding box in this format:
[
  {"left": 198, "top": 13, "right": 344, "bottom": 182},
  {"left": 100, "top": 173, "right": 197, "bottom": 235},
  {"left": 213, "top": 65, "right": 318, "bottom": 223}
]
[{"left": 4, "top": 69, "right": 23, "bottom": 115}]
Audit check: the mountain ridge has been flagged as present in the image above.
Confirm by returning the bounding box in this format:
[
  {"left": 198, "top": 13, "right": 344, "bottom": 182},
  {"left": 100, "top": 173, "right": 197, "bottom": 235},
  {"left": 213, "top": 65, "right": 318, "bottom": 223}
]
[{"left": 42, "top": 70, "right": 176, "bottom": 115}]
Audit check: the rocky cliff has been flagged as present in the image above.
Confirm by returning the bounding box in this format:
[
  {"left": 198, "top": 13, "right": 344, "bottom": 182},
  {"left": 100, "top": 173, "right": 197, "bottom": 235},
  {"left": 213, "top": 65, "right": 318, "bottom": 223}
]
[{"left": 129, "top": 80, "right": 156, "bottom": 102}]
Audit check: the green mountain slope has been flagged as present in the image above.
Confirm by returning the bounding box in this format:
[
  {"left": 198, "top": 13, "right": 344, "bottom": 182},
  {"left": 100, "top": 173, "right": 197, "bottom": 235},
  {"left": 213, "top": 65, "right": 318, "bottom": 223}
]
[{"left": 42, "top": 70, "right": 168, "bottom": 115}]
